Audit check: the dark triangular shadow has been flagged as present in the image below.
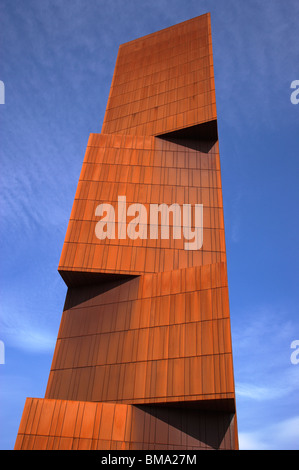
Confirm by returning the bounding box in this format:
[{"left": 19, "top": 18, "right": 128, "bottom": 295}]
[
  {"left": 60, "top": 271, "right": 139, "bottom": 310},
  {"left": 59, "top": 269, "right": 137, "bottom": 288},
  {"left": 135, "top": 399, "right": 235, "bottom": 449},
  {"left": 156, "top": 119, "right": 218, "bottom": 152}
]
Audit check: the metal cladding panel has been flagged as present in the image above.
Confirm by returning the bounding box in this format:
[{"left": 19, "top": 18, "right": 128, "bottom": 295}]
[
  {"left": 58, "top": 133, "right": 224, "bottom": 280},
  {"left": 15, "top": 13, "right": 238, "bottom": 450},
  {"left": 101, "top": 14, "right": 216, "bottom": 136},
  {"left": 45, "top": 263, "right": 235, "bottom": 405},
  {"left": 15, "top": 398, "right": 237, "bottom": 450}
]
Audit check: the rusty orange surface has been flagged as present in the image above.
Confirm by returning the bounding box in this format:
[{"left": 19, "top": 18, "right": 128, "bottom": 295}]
[
  {"left": 15, "top": 398, "right": 238, "bottom": 450},
  {"left": 102, "top": 14, "right": 216, "bottom": 136},
  {"left": 46, "top": 263, "right": 235, "bottom": 405},
  {"left": 58, "top": 133, "right": 224, "bottom": 282},
  {"left": 15, "top": 13, "right": 238, "bottom": 450}
]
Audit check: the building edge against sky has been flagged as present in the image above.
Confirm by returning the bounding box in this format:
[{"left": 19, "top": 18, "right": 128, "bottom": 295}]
[{"left": 14, "top": 13, "right": 239, "bottom": 450}]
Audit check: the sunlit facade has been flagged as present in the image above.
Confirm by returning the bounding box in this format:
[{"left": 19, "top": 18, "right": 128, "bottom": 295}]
[{"left": 15, "top": 13, "right": 238, "bottom": 450}]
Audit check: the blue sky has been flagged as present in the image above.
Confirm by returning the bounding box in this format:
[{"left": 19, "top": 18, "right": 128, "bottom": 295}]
[{"left": 0, "top": 0, "right": 298, "bottom": 450}]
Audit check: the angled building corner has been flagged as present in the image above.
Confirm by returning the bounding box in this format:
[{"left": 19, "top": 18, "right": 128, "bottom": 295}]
[{"left": 15, "top": 13, "right": 239, "bottom": 450}]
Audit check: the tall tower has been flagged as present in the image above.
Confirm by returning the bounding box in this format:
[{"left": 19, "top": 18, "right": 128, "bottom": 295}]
[{"left": 15, "top": 13, "right": 238, "bottom": 450}]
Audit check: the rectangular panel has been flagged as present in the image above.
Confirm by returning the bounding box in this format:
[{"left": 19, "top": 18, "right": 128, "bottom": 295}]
[{"left": 15, "top": 398, "right": 237, "bottom": 450}]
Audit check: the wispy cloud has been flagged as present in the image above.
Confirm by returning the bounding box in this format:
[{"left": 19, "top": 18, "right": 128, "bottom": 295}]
[
  {"left": 239, "top": 416, "right": 299, "bottom": 450},
  {"left": 1, "top": 320, "right": 56, "bottom": 354},
  {"left": 0, "top": 300, "right": 57, "bottom": 354},
  {"left": 236, "top": 366, "right": 299, "bottom": 401},
  {"left": 212, "top": 0, "right": 299, "bottom": 130},
  {"left": 0, "top": 267, "right": 65, "bottom": 355},
  {"left": 232, "top": 301, "right": 299, "bottom": 449}
]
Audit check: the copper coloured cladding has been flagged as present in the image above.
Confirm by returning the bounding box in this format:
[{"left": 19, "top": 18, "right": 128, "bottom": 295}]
[{"left": 15, "top": 13, "right": 238, "bottom": 450}]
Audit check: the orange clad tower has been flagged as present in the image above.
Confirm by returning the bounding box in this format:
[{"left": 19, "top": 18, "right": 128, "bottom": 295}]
[{"left": 15, "top": 13, "right": 238, "bottom": 450}]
